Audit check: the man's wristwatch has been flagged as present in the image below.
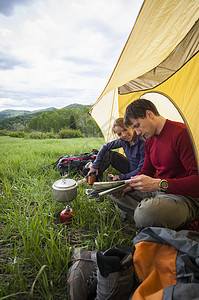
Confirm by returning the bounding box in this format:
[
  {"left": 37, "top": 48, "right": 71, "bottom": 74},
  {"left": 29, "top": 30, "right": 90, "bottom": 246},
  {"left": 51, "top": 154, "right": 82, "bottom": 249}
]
[{"left": 159, "top": 179, "right": 168, "bottom": 192}]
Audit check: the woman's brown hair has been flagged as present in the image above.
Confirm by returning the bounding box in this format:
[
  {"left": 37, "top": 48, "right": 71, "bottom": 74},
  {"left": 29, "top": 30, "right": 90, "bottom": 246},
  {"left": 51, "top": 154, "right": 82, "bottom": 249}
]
[{"left": 112, "top": 118, "right": 126, "bottom": 134}]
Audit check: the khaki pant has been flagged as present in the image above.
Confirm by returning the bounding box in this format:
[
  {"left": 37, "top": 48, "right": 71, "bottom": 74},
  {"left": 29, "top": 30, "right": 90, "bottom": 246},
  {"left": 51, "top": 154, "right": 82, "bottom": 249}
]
[{"left": 111, "top": 190, "right": 199, "bottom": 230}]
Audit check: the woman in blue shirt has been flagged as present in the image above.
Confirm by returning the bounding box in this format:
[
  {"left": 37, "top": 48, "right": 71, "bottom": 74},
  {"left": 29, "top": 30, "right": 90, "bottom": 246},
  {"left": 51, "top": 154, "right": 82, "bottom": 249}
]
[{"left": 88, "top": 118, "right": 145, "bottom": 180}]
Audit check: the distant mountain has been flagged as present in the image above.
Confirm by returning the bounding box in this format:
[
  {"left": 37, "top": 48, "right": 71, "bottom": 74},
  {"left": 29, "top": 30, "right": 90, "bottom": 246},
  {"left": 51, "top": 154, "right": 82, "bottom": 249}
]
[
  {"left": 0, "top": 108, "right": 55, "bottom": 131},
  {"left": 0, "top": 109, "right": 30, "bottom": 120},
  {"left": 64, "top": 103, "right": 92, "bottom": 110},
  {"left": 0, "top": 104, "right": 93, "bottom": 131},
  {"left": 0, "top": 107, "right": 55, "bottom": 120}
]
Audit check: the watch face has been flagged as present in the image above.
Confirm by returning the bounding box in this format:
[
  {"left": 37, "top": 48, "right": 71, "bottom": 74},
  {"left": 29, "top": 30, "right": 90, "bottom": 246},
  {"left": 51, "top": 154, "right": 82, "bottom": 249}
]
[
  {"left": 161, "top": 181, "right": 168, "bottom": 189},
  {"left": 160, "top": 180, "right": 168, "bottom": 191}
]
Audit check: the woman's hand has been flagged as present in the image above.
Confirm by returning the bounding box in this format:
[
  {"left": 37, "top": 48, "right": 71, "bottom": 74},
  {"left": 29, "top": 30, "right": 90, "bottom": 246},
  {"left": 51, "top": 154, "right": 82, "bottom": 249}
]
[
  {"left": 88, "top": 167, "right": 98, "bottom": 176},
  {"left": 112, "top": 175, "right": 120, "bottom": 181}
]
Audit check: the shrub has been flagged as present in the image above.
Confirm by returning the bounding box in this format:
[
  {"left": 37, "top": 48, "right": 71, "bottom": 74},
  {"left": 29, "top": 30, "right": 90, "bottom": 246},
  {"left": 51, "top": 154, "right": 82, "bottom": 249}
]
[
  {"left": 0, "top": 129, "right": 84, "bottom": 139},
  {"left": 9, "top": 131, "right": 26, "bottom": 138},
  {"left": 28, "top": 131, "right": 44, "bottom": 139},
  {"left": 44, "top": 132, "right": 56, "bottom": 139},
  {"left": 0, "top": 130, "right": 9, "bottom": 136},
  {"left": 57, "top": 128, "right": 84, "bottom": 139},
  {"left": 0, "top": 130, "right": 26, "bottom": 138}
]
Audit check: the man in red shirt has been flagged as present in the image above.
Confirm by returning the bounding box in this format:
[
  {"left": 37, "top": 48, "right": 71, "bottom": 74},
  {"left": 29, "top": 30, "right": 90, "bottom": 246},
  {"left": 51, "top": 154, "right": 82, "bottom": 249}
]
[
  {"left": 67, "top": 99, "right": 199, "bottom": 299},
  {"left": 114, "top": 98, "right": 199, "bottom": 230}
]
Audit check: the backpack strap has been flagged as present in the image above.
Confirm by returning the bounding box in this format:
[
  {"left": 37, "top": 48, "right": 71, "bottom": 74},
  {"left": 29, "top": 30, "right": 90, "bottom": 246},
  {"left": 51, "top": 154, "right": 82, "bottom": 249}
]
[{"left": 180, "top": 254, "right": 199, "bottom": 283}]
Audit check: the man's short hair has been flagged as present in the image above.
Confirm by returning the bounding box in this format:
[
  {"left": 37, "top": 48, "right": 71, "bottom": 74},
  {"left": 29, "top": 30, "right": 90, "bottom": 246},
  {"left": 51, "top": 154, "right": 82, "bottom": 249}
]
[{"left": 124, "top": 99, "right": 160, "bottom": 126}]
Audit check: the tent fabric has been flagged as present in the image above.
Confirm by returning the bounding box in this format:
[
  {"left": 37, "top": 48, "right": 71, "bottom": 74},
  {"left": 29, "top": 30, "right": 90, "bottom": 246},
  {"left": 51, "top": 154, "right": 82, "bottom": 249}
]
[
  {"left": 119, "top": 19, "right": 199, "bottom": 94},
  {"left": 90, "top": 89, "right": 119, "bottom": 143},
  {"left": 118, "top": 53, "right": 199, "bottom": 166},
  {"left": 89, "top": 0, "right": 199, "bottom": 168}
]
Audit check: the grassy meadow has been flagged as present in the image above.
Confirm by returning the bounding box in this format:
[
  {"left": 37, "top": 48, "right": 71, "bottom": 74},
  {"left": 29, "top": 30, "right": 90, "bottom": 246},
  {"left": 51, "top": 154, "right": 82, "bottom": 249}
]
[{"left": 0, "top": 136, "right": 136, "bottom": 299}]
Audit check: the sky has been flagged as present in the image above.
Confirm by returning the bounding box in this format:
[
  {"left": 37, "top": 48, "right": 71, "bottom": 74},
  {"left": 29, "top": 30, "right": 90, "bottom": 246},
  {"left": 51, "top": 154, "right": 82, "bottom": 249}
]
[{"left": 0, "top": 0, "right": 143, "bottom": 112}]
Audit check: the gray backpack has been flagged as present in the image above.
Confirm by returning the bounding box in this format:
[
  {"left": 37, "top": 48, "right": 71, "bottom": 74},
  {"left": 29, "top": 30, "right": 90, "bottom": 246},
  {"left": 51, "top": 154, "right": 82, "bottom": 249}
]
[{"left": 131, "top": 227, "right": 199, "bottom": 300}]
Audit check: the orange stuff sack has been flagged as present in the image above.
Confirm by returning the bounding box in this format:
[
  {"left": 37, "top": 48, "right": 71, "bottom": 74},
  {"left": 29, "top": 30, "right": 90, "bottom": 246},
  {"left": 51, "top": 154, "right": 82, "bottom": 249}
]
[{"left": 130, "top": 227, "right": 199, "bottom": 300}]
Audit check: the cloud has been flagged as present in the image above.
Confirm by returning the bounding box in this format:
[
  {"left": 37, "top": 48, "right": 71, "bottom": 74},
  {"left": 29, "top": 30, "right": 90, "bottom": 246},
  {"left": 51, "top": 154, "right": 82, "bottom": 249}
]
[
  {"left": 0, "top": 0, "right": 143, "bottom": 111},
  {"left": 0, "top": 50, "right": 29, "bottom": 69},
  {"left": 0, "top": 0, "right": 31, "bottom": 16}
]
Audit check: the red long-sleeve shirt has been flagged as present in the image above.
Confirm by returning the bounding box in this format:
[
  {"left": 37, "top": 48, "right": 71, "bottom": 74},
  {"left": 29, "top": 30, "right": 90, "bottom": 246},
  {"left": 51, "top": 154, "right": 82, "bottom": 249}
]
[{"left": 140, "top": 119, "right": 199, "bottom": 197}]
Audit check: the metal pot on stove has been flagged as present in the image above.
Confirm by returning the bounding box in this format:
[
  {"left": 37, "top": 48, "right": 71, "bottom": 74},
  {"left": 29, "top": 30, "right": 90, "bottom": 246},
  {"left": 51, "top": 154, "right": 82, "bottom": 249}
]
[{"left": 52, "top": 178, "right": 78, "bottom": 202}]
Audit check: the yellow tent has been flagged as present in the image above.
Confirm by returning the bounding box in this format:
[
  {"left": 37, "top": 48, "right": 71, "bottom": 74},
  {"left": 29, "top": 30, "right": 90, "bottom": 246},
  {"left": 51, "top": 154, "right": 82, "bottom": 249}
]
[{"left": 89, "top": 0, "right": 199, "bottom": 170}]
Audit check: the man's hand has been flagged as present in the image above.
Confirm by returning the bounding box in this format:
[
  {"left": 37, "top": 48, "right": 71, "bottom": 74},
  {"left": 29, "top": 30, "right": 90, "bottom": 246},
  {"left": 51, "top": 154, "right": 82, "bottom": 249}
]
[
  {"left": 125, "top": 175, "right": 161, "bottom": 193},
  {"left": 112, "top": 186, "right": 132, "bottom": 199}
]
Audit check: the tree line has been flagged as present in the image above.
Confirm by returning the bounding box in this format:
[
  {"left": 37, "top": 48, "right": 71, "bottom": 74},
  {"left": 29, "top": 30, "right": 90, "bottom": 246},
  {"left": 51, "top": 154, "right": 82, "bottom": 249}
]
[{"left": 0, "top": 105, "right": 103, "bottom": 138}]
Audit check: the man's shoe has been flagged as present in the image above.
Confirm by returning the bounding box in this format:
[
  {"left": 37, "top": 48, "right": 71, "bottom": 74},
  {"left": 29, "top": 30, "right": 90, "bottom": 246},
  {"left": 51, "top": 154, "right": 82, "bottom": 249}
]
[
  {"left": 96, "top": 247, "right": 135, "bottom": 300},
  {"left": 67, "top": 248, "right": 97, "bottom": 300}
]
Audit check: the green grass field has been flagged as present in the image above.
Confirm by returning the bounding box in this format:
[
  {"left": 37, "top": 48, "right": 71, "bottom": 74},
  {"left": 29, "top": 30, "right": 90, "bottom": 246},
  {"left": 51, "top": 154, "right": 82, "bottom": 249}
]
[{"left": 0, "top": 136, "right": 136, "bottom": 299}]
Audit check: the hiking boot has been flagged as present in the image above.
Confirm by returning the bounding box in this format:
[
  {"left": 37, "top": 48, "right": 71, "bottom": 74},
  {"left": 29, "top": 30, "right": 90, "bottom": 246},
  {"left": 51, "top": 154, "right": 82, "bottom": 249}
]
[
  {"left": 67, "top": 248, "right": 98, "bottom": 300},
  {"left": 95, "top": 247, "right": 135, "bottom": 300}
]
